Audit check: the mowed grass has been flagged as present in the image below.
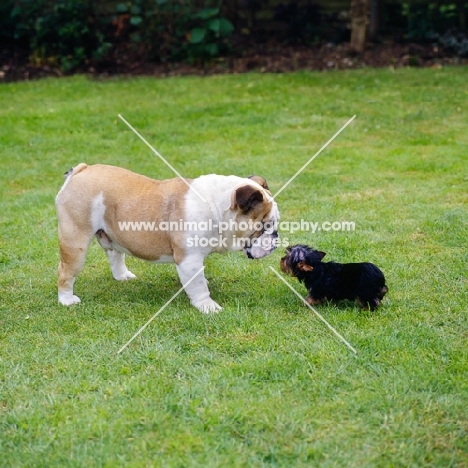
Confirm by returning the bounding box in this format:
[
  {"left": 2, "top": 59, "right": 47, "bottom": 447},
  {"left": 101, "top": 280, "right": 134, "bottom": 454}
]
[{"left": 1, "top": 67, "right": 467, "bottom": 467}]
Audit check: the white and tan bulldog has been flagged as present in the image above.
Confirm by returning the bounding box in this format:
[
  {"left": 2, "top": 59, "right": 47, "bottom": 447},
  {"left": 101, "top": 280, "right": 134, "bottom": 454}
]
[{"left": 56, "top": 164, "right": 279, "bottom": 313}]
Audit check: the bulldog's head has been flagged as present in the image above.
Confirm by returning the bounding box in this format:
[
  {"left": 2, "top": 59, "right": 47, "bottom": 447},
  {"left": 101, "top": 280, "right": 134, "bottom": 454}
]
[{"left": 230, "top": 176, "right": 279, "bottom": 259}]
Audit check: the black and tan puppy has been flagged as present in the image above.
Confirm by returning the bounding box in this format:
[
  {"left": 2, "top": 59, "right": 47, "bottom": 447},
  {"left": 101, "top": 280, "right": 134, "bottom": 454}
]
[{"left": 280, "top": 244, "right": 388, "bottom": 310}]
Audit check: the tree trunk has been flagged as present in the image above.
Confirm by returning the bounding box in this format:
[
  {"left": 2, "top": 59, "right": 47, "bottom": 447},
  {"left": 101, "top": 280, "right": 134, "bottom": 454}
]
[{"left": 350, "top": 0, "right": 371, "bottom": 53}]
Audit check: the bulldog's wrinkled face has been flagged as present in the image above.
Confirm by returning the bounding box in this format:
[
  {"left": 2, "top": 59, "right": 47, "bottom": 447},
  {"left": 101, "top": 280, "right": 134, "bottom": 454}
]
[{"left": 230, "top": 178, "right": 280, "bottom": 259}]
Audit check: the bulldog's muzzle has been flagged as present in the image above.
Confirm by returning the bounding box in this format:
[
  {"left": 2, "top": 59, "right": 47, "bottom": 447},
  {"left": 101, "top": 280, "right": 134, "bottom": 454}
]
[{"left": 244, "top": 230, "right": 279, "bottom": 259}]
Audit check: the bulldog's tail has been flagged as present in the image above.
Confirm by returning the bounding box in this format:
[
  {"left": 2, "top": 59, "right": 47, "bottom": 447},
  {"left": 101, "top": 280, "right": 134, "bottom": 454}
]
[
  {"left": 63, "top": 163, "right": 88, "bottom": 179},
  {"left": 57, "top": 163, "right": 88, "bottom": 199}
]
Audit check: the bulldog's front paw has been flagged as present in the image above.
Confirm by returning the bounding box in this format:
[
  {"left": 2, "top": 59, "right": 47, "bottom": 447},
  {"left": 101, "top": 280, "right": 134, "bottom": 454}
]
[
  {"left": 194, "top": 298, "right": 222, "bottom": 314},
  {"left": 114, "top": 271, "right": 136, "bottom": 281},
  {"left": 58, "top": 293, "right": 81, "bottom": 306}
]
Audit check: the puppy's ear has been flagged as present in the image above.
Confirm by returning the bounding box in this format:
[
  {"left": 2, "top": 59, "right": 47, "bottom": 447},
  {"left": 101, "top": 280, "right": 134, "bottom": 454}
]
[
  {"left": 318, "top": 251, "right": 326, "bottom": 259},
  {"left": 248, "top": 175, "right": 269, "bottom": 191},
  {"left": 232, "top": 185, "right": 264, "bottom": 212},
  {"left": 297, "top": 262, "right": 313, "bottom": 272}
]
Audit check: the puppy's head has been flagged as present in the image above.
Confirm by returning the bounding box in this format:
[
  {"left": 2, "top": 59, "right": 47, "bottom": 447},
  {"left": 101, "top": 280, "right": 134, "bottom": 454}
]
[
  {"left": 248, "top": 175, "right": 270, "bottom": 192},
  {"left": 280, "top": 244, "right": 326, "bottom": 278},
  {"left": 230, "top": 176, "right": 279, "bottom": 259}
]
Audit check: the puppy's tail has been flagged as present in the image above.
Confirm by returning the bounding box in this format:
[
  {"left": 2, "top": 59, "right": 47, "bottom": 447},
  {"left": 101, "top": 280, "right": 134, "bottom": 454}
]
[
  {"left": 63, "top": 163, "right": 88, "bottom": 179},
  {"left": 57, "top": 163, "right": 88, "bottom": 201}
]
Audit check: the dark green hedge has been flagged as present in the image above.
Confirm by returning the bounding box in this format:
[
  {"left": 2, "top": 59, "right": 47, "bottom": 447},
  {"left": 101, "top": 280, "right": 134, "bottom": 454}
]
[
  {"left": 1, "top": 1, "right": 466, "bottom": 72},
  {"left": 0, "top": 0, "right": 235, "bottom": 71}
]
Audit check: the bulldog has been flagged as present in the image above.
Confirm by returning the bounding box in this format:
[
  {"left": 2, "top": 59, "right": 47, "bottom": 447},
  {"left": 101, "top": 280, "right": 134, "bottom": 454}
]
[{"left": 56, "top": 164, "right": 279, "bottom": 313}]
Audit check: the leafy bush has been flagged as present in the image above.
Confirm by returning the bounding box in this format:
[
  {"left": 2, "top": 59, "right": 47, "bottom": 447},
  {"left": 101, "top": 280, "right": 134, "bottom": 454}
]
[
  {"left": 274, "top": 1, "right": 322, "bottom": 44},
  {"left": 403, "top": 1, "right": 461, "bottom": 40},
  {"left": 1, "top": 0, "right": 111, "bottom": 72},
  {"left": 0, "top": 0, "right": 47, "bottom": 45},
  {"left": 116, "top": 0, "right": 235, "bottom": 63},
  {"left": 437, "top": 29, "right": 468, "bottom": 56},
  {"left": 1, "top": 0, "right": 234, "bottom": 69},
  {"left": 182, "top": 7, "right": 235, "bottom": 61},
  {"left": 33, "top": 0, "right": 111, "bottom": 71},
  {"left": 0, "top": 0, "right": 17, "bottom": 42}
]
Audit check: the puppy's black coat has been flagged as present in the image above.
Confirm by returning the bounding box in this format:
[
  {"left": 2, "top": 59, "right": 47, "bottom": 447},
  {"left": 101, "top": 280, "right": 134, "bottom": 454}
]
[{"left": 280, "top": 244, "right": 388, "bottom": 310}]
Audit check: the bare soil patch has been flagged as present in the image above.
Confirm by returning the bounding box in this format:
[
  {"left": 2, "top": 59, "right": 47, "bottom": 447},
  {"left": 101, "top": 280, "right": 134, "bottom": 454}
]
[{"left": 1, "top": 41, "right": 466, "bottom": 82}]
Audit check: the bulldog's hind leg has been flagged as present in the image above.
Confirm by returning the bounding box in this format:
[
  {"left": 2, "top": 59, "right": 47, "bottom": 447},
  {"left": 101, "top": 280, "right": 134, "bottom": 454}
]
[
  {"left": 58, "top": 226, "right": 94, "bottom": 306},
  {"left": 106, "top": 250, "right": 136, "bottom": 281},
  {"left": 95, "top": 230, "right": 136, "bottom": 281}
]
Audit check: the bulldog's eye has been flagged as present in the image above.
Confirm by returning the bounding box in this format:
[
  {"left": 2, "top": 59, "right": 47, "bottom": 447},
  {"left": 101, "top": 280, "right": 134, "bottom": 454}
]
[{"left": 262, "top": 220, "right": 276, "bottom": 234}]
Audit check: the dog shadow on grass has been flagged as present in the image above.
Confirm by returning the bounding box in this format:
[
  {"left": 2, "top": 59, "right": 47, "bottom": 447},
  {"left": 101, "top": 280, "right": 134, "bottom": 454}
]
[{"left": 75, "top": 265, "right": 386, "bottom": 319}]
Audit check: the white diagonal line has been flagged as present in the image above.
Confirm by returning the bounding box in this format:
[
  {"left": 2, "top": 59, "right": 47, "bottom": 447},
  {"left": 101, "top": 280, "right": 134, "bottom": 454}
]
[
  {"left": 117, "top": 266, "right": 205, "bottom": 354},
  {"left": 269, "top": 266, "right": 357, "bottom": 355},
  {"left": 118, "top": 114, "right": 207, "bottom": 203},
  {"left": 273, "top": 115, "right": 356, "bottom": 199}
]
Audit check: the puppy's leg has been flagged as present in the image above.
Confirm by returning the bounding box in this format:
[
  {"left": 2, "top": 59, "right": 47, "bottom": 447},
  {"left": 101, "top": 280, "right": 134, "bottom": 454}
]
[
  {"left": 58, "top": 226, "right": 93, "bottom": 306},
  {"left": 95, "top": 230, "right": 136, "bottom": 280},
  {"left": 106, "top": 250, "right": 137, "bottom": 281},
  {"left": 356, "top": 297, "right": 380, "bottom": 311},
  {"left": 176, "top": 254, "right": 222, "bottom": 313},
  {"left": 305, "top": 295, "right": 326, "bottom": 306}
]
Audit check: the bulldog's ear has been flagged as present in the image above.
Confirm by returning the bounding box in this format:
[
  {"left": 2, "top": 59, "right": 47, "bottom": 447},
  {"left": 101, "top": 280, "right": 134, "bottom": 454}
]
[
  {"left": 248, "top": 175, "right": 269, "bottom": 191},
  {"left": 297, "top": 262, "right": 313, "bottom": 272},
  {"left": 232, "top": 185, "right": 264, "bottom": 212},
  {"left": 318, "top": 251, "right": 326, "bottom": 259}
]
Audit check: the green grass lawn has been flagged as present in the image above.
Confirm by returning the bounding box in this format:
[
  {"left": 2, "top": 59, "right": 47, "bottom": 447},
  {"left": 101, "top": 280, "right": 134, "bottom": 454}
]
[{"left": 1, "top": 67, "right": 467, "bottom": 467}]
